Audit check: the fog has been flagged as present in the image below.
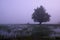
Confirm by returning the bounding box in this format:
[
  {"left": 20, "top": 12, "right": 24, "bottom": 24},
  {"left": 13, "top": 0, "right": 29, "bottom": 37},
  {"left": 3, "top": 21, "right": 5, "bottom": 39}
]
[{"left": 0, "top": 0, "right": 60, "bottom": 24}]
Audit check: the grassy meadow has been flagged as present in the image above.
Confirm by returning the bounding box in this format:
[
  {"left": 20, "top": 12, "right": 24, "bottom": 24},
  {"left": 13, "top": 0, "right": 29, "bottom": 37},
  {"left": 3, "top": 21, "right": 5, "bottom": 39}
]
[{"left": 0, "top": 24, "right": 60, "bottom": 40}]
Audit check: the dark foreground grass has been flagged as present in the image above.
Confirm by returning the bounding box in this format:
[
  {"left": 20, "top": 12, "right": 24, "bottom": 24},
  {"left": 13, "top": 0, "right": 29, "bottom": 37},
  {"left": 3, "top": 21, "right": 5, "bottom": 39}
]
[
  {"left": 0, "top": 36, "right": 32, "bottom": 40},
  {"left": 0, "top": 35, "right": 60, "bottom": 40}
]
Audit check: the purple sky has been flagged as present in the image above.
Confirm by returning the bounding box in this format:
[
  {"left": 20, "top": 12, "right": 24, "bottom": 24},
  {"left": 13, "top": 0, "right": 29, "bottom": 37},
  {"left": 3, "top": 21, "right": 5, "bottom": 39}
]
[{"left": 0, "top": 0, "right": 60, "bottom": 24}]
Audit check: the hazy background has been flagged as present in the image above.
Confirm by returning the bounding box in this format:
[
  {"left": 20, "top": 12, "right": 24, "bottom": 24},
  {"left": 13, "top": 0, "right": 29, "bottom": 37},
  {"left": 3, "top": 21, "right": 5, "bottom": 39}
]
[{"left": 0, "top": 0, "right": 60, "bottom": 24}]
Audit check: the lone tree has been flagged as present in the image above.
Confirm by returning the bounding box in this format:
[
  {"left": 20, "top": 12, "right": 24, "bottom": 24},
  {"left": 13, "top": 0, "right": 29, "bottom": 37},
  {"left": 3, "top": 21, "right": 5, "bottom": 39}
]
[{"left": 32, "top": 6, "right": 50, "bottom": 24}]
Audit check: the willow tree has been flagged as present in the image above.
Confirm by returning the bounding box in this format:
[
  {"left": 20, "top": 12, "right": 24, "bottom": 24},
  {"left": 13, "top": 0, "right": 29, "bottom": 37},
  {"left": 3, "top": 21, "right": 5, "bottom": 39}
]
[{"left": 32, "top": 6, "right": 50, "bottom": 24}]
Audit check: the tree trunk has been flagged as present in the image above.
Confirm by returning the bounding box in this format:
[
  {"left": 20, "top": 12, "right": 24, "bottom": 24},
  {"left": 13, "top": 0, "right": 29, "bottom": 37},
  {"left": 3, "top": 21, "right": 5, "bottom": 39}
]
[{"left": 39, "top": 22, "right": 42, "bottom": 24}]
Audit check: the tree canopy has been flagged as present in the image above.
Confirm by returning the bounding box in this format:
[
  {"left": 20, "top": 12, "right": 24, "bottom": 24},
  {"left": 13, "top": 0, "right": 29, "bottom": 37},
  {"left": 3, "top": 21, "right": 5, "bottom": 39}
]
[{"left": 32, "top": 6, "right": 50, "bottom": 24}]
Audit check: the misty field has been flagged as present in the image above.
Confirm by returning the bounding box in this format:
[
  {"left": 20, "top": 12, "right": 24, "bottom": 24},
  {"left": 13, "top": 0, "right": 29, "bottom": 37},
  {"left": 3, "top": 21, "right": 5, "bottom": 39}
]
[{"left": 0, "top": 24, "right": 60, "bottom": 40}]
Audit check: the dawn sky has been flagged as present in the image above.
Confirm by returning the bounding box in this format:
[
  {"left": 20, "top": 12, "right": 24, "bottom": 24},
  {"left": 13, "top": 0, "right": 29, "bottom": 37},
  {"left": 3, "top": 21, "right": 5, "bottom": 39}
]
[{"left": 0, "top": 0, "right": 60, "bottom": 24}]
